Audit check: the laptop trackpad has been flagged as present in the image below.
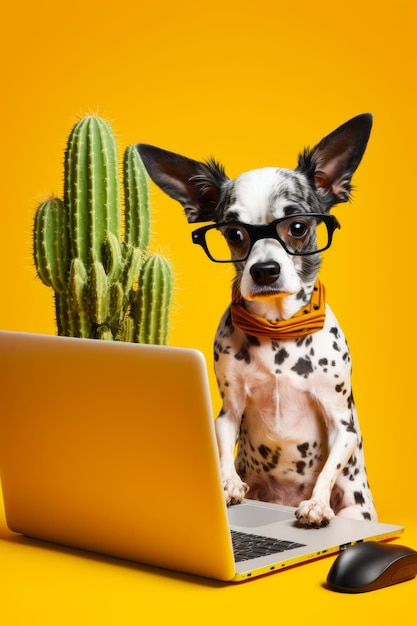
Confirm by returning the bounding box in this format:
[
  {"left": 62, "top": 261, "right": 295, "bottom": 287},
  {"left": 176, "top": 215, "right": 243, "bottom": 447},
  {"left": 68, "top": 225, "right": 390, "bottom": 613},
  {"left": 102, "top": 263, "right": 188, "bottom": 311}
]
[{"left": 228, "top": 503, "right": 294, "bottom": 528}]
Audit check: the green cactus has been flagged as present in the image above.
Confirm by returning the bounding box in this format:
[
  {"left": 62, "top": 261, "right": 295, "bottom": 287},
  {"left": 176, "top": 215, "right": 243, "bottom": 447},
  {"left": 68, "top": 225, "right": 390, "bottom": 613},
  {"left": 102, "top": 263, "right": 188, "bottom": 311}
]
[
  {"left": 33, "top": 115, "right": 173, "bottom": 343},
  {"left": 134, "top": 255, "right": 174, "bottom": 345}
]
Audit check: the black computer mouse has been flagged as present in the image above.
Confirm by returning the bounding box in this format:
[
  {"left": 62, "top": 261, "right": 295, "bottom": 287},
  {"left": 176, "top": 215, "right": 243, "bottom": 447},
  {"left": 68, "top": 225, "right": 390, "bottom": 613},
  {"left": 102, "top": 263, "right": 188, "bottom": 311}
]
[{"left": 326, "top": 541, "right": 417, "bottom": 593}]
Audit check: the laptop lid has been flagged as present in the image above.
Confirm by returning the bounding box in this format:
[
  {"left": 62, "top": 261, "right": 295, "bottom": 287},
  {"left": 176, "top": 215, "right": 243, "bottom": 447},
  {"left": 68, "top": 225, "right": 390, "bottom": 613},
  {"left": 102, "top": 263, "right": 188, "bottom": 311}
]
[{"left": 0, "top": 331, "right": 403, "bottom": 582}]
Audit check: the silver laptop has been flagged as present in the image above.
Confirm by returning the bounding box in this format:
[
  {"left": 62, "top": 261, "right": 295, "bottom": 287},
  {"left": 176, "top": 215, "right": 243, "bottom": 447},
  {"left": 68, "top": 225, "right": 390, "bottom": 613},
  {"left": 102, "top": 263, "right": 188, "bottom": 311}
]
[{"left": 0, "top": 331, "right": 403, "bottom": 581}]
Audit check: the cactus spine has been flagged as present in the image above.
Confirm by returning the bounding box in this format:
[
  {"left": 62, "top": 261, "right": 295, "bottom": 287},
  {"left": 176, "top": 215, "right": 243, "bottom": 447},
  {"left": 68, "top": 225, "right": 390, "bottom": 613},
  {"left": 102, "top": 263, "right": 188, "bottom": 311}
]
[{"left": 33, "top": 116, "right": 173, "bottom": 343}]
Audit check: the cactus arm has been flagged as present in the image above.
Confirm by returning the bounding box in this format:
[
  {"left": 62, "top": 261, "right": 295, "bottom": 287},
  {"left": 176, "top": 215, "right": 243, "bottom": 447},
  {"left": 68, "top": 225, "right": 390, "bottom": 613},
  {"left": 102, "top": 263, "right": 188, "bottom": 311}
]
[
  {"left": 90, "top": 118, "right": 121, "bottom": 243},
  {"left": 33, "top": 197, "right": 68, "bottom": 293},
  {"left": 134, "top": 255, "right": 173, "bottom": 345},
  {"left": 68, "top": 259, "right": 92, "bottom": 337},
  {"left": 68, "top": 258, "right": 87, "bottom": 313},
  {"left": 64, "top": 116, "right": 120, "bottom": 265},
  {"left": 89, "top": 261, "right": 111, "bottom": 326},
  {"left": 122, "top": 246, "right": 143, "bottom": 294},
  {"left": 123, "top": 145, "right": 151, "bottom": 250},
  {"left": 64, "top": 120, "right": 89, "bottom": 264},
  {"left": 103, "top": 233, "right": 123, "bottom": 283},
  {"left": 109, "top": 281, "right": 124, "bottom": 322}
]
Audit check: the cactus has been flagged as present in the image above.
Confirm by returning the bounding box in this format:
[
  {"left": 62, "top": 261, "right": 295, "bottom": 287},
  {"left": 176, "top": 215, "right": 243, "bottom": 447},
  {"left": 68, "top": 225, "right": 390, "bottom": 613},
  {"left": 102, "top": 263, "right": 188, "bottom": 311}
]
[{"left": 33, "top": 115, "right": 173, "bottom": 343}]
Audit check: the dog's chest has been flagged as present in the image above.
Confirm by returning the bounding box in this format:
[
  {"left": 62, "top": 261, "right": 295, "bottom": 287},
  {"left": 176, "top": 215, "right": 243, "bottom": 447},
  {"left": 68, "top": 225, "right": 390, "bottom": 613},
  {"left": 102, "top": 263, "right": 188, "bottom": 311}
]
[
  {"left": 236, "top": 337, "right": 328, "bottom": 439},
  {"left": 215, "top": 307, "right": 351, "bottom": 498},
  {"left": 215, "top": 305, "right": 350, "bottom": 418},
  {"left": 232, "top": 339, "right": 331, "bottom": 502}
]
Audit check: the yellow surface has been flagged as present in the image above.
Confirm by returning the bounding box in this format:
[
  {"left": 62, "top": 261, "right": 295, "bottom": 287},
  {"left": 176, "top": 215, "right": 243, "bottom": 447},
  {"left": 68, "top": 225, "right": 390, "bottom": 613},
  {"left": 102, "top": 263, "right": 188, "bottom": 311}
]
[
  {"left": 1, "top": 490, "right": 416, "bottom": 624},
  {"left": 0, "top": 0, "right": 416, "bottom": 622}
]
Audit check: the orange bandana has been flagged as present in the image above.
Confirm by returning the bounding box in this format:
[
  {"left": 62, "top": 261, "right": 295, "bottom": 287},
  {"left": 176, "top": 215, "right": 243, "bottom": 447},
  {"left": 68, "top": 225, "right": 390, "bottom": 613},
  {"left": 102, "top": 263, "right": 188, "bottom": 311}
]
[{"left": 231, "top": 280, "right": 326, "bottom": 339}]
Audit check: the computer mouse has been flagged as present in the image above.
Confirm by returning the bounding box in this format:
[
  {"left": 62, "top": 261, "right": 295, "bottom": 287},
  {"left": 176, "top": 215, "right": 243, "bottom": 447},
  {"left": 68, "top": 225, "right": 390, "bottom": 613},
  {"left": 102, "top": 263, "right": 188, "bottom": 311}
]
[{"left": 326, "top": 541, "right": 417, "bottom": 593}]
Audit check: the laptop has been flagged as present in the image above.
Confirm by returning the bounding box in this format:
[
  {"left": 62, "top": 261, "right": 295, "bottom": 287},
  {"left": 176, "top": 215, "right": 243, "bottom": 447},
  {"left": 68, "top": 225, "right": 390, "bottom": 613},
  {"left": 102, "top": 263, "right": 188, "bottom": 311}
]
[{"left": 0, "top": 330, "right": 403, "bottom": 582}]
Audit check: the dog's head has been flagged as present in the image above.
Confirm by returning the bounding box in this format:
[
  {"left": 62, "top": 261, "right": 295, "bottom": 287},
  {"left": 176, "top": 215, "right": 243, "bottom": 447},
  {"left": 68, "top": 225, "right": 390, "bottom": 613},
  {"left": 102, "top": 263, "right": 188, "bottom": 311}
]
[{"left": 137, "top": 114, "right": 372, "bottom": 316}]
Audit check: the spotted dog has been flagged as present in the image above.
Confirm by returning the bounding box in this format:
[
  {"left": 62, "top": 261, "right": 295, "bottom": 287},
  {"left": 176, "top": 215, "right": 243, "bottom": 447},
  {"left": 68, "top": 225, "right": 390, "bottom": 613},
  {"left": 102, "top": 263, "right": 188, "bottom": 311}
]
[{"left": 136, "top": 114, "right": 377, "bottom": 527}]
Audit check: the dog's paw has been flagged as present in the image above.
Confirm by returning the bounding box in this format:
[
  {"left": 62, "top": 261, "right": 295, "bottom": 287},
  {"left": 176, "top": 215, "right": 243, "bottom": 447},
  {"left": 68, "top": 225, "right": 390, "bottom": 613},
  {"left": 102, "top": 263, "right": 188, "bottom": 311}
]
[
  {"left": 295, "top": 499, "right": 335, "bottom": 527},
  {"left": 223, "top": 476, "right": 249, "bottom": 505}
]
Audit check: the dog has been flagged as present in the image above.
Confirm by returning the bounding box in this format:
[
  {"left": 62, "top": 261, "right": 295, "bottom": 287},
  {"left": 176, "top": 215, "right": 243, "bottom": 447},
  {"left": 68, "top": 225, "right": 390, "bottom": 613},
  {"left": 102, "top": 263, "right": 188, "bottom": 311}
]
[{"left": 136, "top": 113, "right": 377, "bottom": 527}]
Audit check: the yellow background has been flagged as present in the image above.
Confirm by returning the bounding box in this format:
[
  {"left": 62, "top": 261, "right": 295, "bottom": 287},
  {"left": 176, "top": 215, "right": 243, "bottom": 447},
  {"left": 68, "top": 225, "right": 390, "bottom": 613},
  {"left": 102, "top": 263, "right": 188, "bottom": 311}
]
[{"left": 0, "top": 0, "right": 416, "bottom": 622}]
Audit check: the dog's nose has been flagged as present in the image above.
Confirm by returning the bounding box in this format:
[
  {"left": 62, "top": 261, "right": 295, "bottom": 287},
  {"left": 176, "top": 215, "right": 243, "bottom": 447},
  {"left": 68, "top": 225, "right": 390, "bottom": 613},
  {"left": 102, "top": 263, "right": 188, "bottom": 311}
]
[{"left": 250, "top": 261, "right": 281, "bottom": 286}]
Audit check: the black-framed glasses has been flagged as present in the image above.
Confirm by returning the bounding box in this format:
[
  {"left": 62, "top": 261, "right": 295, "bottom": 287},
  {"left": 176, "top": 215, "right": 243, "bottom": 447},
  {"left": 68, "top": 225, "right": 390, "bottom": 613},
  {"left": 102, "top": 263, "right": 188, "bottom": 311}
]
[{"left": 191, "top": 213, "right": 340, "bottom": 263}]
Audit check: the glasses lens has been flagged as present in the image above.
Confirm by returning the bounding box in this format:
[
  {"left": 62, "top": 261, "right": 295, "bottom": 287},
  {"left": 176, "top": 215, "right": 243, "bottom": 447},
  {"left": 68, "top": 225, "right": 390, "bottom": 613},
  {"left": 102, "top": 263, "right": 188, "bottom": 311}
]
[
  {"left": 316, "top": 219, "right": 331, "bottom": 251},
  {"left": 204, "top": 224, "right": 250, "bottom": 261},
  {"left": 276, "top": 217, "right": 330, "bottom": 254}
]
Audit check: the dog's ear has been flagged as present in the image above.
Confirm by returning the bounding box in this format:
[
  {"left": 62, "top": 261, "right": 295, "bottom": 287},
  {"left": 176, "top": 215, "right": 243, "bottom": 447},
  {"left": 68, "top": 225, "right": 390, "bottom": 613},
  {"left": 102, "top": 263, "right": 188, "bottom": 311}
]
[
  {"left": 136, "top": 144, "right": 228, "bottom": 223},
  {"left": 297, "top": 113, "right": 373, "bottom": 209}
]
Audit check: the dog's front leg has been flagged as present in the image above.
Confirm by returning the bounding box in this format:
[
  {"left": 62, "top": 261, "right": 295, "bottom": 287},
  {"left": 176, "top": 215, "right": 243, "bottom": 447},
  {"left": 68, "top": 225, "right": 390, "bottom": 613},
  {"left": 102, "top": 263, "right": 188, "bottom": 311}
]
[
  {"left": 213, "top": 316, "right": 250, "bottom": 505},
  {"left": 295, "top": 425, "right": 358, "bottom": 527},
  {"left": 215, "top": 409, "right": 249, "bottom": 505}
]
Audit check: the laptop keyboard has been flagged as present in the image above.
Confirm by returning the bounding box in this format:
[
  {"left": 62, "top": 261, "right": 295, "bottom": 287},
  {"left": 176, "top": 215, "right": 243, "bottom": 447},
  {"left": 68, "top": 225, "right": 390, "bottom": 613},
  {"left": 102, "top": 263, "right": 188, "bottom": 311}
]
[{"left": 231, "top": 530, "right": 306, "bottom": 563}]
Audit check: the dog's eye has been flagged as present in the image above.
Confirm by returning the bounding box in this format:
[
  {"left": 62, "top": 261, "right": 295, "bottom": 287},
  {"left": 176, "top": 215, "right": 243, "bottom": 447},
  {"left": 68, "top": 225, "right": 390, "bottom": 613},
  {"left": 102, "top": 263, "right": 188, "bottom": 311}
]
[
  {"left": 224, "top": 228, "right": 246, "bottom": 247},
  {"left": 288, "top": 221, "right": 309, "bottom": 239}
]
